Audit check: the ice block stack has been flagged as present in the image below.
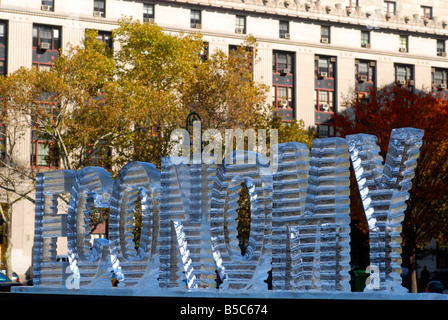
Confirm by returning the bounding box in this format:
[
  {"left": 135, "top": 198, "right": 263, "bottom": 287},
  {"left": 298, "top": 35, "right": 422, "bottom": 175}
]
[
  {"left": 108, "top": 161, "right": 161, "bottom": 287},
  {"left": 271, "top": 142, "right": 310, "bottom": 290},
  {"left": 210, "top": 151, "right": 273, "bottom": 290},
  {"left": 33, "top": 170, "right": 76, "bottom": 286},
  {"left": 347, "top": 128, "right": 424, "bottom": 291}
]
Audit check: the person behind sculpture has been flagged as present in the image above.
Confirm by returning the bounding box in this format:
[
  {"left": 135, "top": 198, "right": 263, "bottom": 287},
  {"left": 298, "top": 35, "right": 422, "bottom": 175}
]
[
  {"left": 420, "top": 266, "right": 430, "bottom": 289},
  {"left": 214, "top": 270, "right": 223, "bottom": 289}
]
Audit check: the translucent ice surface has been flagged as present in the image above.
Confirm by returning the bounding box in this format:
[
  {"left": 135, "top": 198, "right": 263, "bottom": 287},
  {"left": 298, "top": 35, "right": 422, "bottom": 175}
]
[{"left": 31, "top": 128, "right": 424, "bottom": 295}]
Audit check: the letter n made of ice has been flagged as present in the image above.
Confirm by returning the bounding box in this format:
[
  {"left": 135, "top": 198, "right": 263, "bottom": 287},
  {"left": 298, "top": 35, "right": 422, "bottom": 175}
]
[
  {"left": 347, "top": 128, "right": 424, "bottom": 292},
  {"left": 273, "top": 138, "right": 351, "bottom": 292}
]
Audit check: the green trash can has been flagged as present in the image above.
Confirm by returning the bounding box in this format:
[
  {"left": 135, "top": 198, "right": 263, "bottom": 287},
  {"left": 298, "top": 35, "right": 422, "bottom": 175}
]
[{"left": 354, "top": 270, "right": 369, "bottom": 292}]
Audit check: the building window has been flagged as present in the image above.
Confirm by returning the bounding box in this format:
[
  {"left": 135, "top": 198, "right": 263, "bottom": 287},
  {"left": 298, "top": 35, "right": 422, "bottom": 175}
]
[
  {"left": 421, "top": 6, "right": 432, "bottom": 19},
  {"left": 272, "top": 51, "right": 295, "bottom": 121},
  {"left": 0, "top": 125, "right": 5, "bottom": 165},
  {"left": 235, "top": 15, "right": 246, "bottom": 34},
  {"left": 30, "top": 105, "right": 59, "bottom": 168},
  {"left": 97, "top": 30, "right": 113, "bottom": 49},
  {"left": 321, "top": 26, "right": 330, "bottom": 43},
  {"left": 361, "top": 30, "right": 370, "bottom": 48},
  {"left": 0, "top": 21, "right": 7, "bottom": 76},
  {"left": 383, "top": 1, "right": 396, "bottom": 15},
  {"left": 32, "top": 24, "right": 61, "bottom": 70},
  {"left": 41, "top": 0, "right": 54, "bottom": 11},
  {"left": 314, "top": 90, "right": 334, "bottom": 112},
  {"left": 33, "top": 25, "right": 61, "bottom": 51},
  {"left": 316, "top": 124, "right": 334, "bottom": 138},
  {"left": 88, "top": 144, "right": 111, "bottom": 169},
  {"left": 355, "top": 60, "right": 375, "bottom": 83},
  {"left": 399, "top": 35, "right": 408, "bottom": 52},
  {"left": 191, "top": 10, "right": 202, "bottom": 29},
  {"left": 315, "top": 56, "right": 336, "bottom": 78},
  {"left": 437, "top": 40, "right": 446, "bottom": 57},
  {"left": 395, "top": 64, "right": 414, "bottom": 87},
  {"left": 432, "top": 67, "right": 448, "bottom": 90},
  {"left": 94, "top": 0, "right": 105, "bottom": 17},
  {"left": 279, "top": 20, "right": 289, "bottom": 39},
  {"left": 315, "top": 55, "right": 336, "bottom": 113},
  {"left": 143, "top": 4, "right": 154, "bottom": 23}
]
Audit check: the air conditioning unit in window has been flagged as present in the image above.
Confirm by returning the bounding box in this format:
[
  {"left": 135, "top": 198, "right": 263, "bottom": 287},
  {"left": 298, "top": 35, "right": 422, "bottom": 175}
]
[
  {"left": 41, "top": 5, "right": 51, "bottom": 11},
  {"left": 438, "top": 52, "right": 447, "bottom": 57},
  {"left": 320, "top": 103, "right": 329, "bottom": 111},
  {"left": 399, "top": 47, "right": 407, "bottom": 52},
  {"left": 235, "top": 27, "right": 244, "bottom": 34},
  {"left": 321, "top": 37, "right": 329, "bottom": 43},
  {"left": 193, "top": 23, "right": 202, "bottom": 29},
  {"left": 361, "top": 43, "right": 371, "bottom": 48},
  {"left": 281, "top": 100, "right": 288, "bottom": 108},
  {"left": 359, "top": 75, "right": 368, "bottom": 82},
  {"left": 409, "top": 80, "right": 415, "bottom": 86},
  {"left": 281, "top": 68, "right": 290, "bottom": 74},
  {"left": 283, "top": 33, "right": 290, "bottom": 39},
  {"left": 398, "top": 79, "right": 406, "bottom": 85},
  {"left": 93, "top": 11, "right": 104, "bottom": 17},
  {"left": 319, "top": 71, "right": 328, "bottom": 78},
  {"left": 39, "top": 42, "right": 51, "bottom": 50},
  {"left": 439, "top": 83, "right": 447, "bottom": 89},
  {"left": 144, "top": 18, "right": 155, "bottom": 23}
]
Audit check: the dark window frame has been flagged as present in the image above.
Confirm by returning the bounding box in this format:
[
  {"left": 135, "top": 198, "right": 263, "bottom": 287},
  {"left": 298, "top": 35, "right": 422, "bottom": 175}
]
[
  {"left": 143, "top": 3, "right": 155, "bottom": 22},
  {"left": 394, "top": 63, "right": 414, "bottom": 87},
  {"left": 361, "top": 30, "right": 370, "bottom": 48},
  {"left": 30, "top": 103, "right": 59, "bottom": 169},
  {"left": 235, "top": 15, "right": 246, "bottom": 34},
  {"left": 190, "top": 9, "right": 202, "bottom": 28},
  {"left": 94, "top": 0, "right": 106, "bottom": 17},
  {"left": 41, "top": 0, "right": 54, "bottom": 11},
  {"left": 279, "top": 20, "right": 289, "bottom": 39},
  {"left": 321, "top": 25, "right": 331, "bottom": 43},
  {"left": 0, "top": 21, "right": 7, "bottom": 76},
  {"left": 355, "top": 60, "right": 376, "bottom": 83}
]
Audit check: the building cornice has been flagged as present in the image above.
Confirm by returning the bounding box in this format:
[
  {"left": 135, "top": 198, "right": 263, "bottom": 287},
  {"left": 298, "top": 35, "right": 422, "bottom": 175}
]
[
  {"left": 153, "top": 0, "right": 448, "bottom": 36},
  {"left": 0, "top": 7, "right": 119, "bottom": 26}
]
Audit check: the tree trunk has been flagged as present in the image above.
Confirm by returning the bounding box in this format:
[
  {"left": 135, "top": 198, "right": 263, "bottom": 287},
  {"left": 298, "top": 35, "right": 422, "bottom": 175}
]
[
  {"left": 4, "top": 210, "right": 13, "bottom": 281},
  {"left": 409, "top": 247, "right": 418, "bottom": 293}
]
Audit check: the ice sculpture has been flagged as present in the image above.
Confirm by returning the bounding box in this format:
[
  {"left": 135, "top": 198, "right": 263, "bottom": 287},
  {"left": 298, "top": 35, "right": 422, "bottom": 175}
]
[
  {"left": 210, "top": 151, "right": 273, "bottom": 290},
  {"left": 66, "top": 166, "right": 113, "bottom": 288},
  {"left": 108, "top": 161, "right": 161, "bottom": 287},
  {"left": 282, "top": 138, "right": 351, "bottom": 291},
  {"left": 29, "top": 127, "right": 424, "bottom": 294},
  {"left": 33, "top": 170, "right": 76, "bottom": 286},
  {"left": 158, "top": 154, "right": 218, "bottom": 289},
  {"left": 347, "top": 127, "right": 424, "bottom": 292},
  {"left": 271, "top": 142, "right": 310, "bottom": 290}
]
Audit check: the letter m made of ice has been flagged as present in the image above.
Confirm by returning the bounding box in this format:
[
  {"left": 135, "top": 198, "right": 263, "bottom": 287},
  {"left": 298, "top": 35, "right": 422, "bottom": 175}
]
[{"left": 347, "top": 128, "right": 424, "bottom": 292}]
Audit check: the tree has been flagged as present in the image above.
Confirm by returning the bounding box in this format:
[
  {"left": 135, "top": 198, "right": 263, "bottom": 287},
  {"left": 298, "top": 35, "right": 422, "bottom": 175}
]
[
  {"left": 0, "top": 19, "right": 284, "bottom": 272},
  {"left": 0, "top": 70, "right": 37, "bottom": 279},
  {"left": 333, "top": 85, "right": 448, "bottom": 292}
]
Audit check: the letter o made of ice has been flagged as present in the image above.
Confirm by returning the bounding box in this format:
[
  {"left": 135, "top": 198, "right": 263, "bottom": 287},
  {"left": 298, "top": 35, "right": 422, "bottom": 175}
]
[
  {"left": 108, "top": 161, "right": 161, "bottom": 262},
  {"left": 210, "top": 151, "right": 273, "bottom": 290}
]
